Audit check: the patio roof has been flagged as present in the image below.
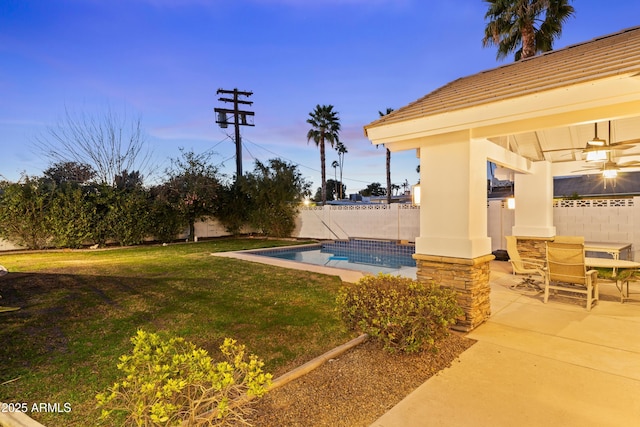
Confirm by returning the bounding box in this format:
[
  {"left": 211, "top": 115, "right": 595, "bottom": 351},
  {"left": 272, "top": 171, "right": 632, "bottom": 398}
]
[{"left": 365, "top": 26, "right": 640, "bottom": 176}]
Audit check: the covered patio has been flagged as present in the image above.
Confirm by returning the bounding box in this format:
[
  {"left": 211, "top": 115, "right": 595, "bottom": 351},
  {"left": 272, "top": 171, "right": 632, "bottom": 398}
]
[
  {"left": 371, "top": 261, "right": 640, "bottom": 426},
  {"left": 365, "top": 26, "right": 640, "bottom": 330}
]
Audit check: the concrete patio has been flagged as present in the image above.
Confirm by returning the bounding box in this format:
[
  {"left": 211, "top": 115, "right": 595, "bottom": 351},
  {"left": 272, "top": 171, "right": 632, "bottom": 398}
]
[{"left": 371, "top": 260, "right": 640, "bottom": 427}]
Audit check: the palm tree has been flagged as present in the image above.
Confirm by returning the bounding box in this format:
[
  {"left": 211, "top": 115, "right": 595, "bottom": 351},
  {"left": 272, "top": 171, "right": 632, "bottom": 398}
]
[
  {"left": 331, "top": 160, "right": 339, "bottom": 199},
  {"left": 307, "top": 105, "right": 341, "bottom": 205},
  {"left": 378, "top": 108, "right": 394, "bottom": 204},
  {"left": 482, "top": 0, "right": 575, "bottom": 61},
  {"left": 335, "top": 142, "right": 348, "bottom": 199}
]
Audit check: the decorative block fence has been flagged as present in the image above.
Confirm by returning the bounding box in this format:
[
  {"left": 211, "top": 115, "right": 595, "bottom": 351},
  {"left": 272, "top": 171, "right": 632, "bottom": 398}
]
[
  {"left": 293, "top": 204, "right": 420, "bottom": 241},
  {"left": 488, "top": 197, "right": 640, "bottom": 259}
]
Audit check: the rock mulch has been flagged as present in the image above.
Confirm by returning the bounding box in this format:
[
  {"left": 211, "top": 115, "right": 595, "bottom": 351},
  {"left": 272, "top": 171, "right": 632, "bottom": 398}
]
[{"left": 251, "top": 333, "right": 475, "bottom": 427}]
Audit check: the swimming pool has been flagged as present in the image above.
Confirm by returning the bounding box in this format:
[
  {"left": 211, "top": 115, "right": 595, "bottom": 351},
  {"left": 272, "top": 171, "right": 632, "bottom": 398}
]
[{"left": 251, "top": 239, "right": 417, "bottom": 278}]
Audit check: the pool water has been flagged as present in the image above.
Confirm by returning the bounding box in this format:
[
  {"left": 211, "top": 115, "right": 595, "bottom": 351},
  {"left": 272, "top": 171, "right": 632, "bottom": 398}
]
[{"left": 252, "top": 240, "right": 417, "bottom": 279}]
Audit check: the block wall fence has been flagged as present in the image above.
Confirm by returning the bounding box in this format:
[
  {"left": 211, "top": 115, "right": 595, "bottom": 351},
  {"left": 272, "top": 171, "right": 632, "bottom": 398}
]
[{"left": 1, "top": 197, "right": 638, "bottom": 257}]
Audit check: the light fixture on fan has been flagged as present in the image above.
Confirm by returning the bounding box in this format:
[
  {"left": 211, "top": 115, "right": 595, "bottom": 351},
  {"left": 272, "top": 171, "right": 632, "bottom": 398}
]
[
  {"left": 584, "top": 145, "right": 608, "bottom": 162},
  {"left": 584, "top": 123, "right": 610, "bottom": 162},
  {"left": 602, "top": 160, "right": 619, "bottom": 179}
]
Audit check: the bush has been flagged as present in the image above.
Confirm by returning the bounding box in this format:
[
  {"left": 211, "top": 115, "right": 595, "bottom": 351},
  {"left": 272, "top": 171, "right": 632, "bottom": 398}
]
[
  {"left": 336, "top": 274, "right": 463, "bottom": 353},
  {"left": 47, "top": 183, "right": 95, "bottom": 248},
  {"left": 0, "top": 177, "right": 54, "bottom": 249},
  {"left": 96, "top": 330, "right": 272, "bottom": 426}
]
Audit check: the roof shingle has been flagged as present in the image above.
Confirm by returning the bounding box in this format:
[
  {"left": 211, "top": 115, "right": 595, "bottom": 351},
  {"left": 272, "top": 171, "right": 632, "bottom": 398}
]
[{"left": 365, "top": 26, "right": 640, "bottom": 132}]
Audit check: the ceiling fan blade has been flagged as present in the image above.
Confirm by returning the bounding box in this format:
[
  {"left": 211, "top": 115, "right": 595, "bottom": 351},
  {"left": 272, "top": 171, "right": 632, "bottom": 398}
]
[
  {"left": 570, "top": 166, "right": 602, "bottom": 173},
  {"left": 618, "top": 161, "right": 640, "bottom": 168},
  {"left": 606, "top": 144, "right": 634, "bottom": 151},
  {"left": 609, "top": 138, "right": 640, "bottom": 148},
  {"left": 541, "top": 147, "right": 582, "bottom": 153}
]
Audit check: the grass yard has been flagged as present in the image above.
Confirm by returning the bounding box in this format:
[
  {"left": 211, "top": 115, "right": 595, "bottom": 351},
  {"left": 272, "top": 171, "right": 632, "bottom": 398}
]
[{"left": 0, "top": 238, "right": 354, "bottom": 426}]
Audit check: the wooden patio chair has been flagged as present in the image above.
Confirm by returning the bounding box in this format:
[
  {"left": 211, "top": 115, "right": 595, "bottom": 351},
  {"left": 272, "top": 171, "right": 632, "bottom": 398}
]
[
  {"left": 505, "top": 236, "right": 545, "bottom": 288},
  {"left": 544, "top": 241, "right": 599, "bottom": 310}
]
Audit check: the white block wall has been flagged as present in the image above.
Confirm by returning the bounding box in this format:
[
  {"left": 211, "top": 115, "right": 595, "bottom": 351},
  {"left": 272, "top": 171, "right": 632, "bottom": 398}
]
[
  {"left": 489, "top": 197, "right": 639, "bottom": 257},
  {"left": 293, "top": 204, "right": 420, "bottom": 241},
  {"left": 553, "top": 198, "right": 639, "bottom": 259}
]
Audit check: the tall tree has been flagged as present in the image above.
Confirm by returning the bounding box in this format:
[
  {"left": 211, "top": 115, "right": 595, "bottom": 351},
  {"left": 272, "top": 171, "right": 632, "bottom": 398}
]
[
  {"left": 243, "top": 159, "right": 310, "bottom": 237},
  {"left": 482, "top": 0, "right": 575, "bottom": 61},
  {"left": 313, "top": 179, "right": 345, "bottom": 203},
  {"left": 159, "top": 149, "right": 220, "bottom": 241},
  {"left": 378, "top": 108, "right": 394, "bottom": 204},
  {"left": 306, "top": 104, "right": 341, "bottom": 205},
  {"left": 331, "top": 160, "right": 339, "bottom": 199},
  {"left": 34, "top": 106, "right": 155, "bottom": 186},
  {"left": 335, "top": 141, "right": 348, "bottom": 199},
  {"left": 43, "top": 161, "right": 96, "bottom": 185},
  {"left": 359, "top": 182, "right": 386, "bottom": 197}
]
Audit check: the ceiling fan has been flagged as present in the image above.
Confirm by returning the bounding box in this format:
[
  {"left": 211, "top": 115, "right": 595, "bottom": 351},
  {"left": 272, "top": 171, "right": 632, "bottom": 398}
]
[
  {"left": 542, "top": 122, "right": 640, "bottom": 159},
  {"left": 573, "top": 122, "right": 640, "bottom": 178}
]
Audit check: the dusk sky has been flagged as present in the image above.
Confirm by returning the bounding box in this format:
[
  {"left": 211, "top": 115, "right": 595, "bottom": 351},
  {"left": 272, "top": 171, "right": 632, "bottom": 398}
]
[{"left": 2, "top": 1, "right": 640, "bottom": 193}]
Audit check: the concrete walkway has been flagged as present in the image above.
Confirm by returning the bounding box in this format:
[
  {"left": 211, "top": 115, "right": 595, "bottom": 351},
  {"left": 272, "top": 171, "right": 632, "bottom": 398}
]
[{"left": 371, "top": 261, "right": 640, "bottom": 427}]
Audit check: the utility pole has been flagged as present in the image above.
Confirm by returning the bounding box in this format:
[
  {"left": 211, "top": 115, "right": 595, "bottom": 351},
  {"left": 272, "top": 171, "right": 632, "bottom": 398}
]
[{"left": 214, "top": 88, "right": 254, "bottom": 179}]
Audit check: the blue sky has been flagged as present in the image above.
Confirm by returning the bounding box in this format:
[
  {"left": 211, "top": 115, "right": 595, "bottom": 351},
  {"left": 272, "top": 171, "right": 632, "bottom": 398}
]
[{"left": 2, "top": 1, "right": 640, "bottom": 193}]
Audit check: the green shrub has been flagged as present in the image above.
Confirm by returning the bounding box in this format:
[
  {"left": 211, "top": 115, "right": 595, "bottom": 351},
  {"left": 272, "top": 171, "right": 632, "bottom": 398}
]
[
  {"left": 96, "top": 330, "right": 272, "bottom": 426},
  {"left": 336, "top": 274, "right": 463, "bottom": 353}
]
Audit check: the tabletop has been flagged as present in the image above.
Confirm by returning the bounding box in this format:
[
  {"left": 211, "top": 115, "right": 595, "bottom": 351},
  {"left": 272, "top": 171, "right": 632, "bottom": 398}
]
[
  {"left": 584, "top": 242, "right": 632, "bottom": 251},
  {"left": 584, "top": 257, "right": 640, "bottom": 269}
]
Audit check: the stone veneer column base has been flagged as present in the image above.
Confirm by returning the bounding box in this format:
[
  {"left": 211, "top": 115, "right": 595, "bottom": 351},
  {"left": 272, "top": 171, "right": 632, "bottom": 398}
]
[
  {"left": 414, "top": 253, "right": 495, "bottom": 332},
  {"left": 515, "top": 236, "right": 554, "bottom": 262}
]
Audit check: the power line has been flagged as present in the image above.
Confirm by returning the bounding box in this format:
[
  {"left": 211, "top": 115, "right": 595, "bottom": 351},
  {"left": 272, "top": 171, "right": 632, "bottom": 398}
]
[
  {"left": 201, "top": 136, "right": 232, "bottom": 158},
  {"left": 241, "top": 137, "right": 374, "bottom": 185}
]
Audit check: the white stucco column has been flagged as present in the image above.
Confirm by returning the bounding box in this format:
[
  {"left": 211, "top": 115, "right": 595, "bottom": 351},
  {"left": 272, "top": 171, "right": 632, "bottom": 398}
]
[
  {"left": 415, "top": 134, "right": 492, "bottom": 259},
  {"left": 512, "top": 161, "right": 556, "bottom": 237}
]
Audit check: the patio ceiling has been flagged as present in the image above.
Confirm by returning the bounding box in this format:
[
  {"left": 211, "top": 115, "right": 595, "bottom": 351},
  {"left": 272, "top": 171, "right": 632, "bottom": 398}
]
[
  {"left": 489, "top": 117, "right": 640, "bottom": 165},
  {"left": 365, "top": 26, "right": 640, "bottom": 177}
]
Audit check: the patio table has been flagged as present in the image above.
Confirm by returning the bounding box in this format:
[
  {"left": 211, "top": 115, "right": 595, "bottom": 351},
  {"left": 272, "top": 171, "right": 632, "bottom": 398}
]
[
  {"left": 585, "top": 257, "right": 640, "bottom": 303},
  {"left": 584, "top": 241, "right": 633, "bottom": 260}
]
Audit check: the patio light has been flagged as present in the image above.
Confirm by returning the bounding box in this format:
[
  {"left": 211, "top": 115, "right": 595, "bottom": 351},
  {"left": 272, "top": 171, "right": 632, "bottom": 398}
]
[
  {"left": 584, "top": 147, "right": 608, "bottom": 162},
  {"left": 412, "top": 184, "right": 421, "bottom": 206},
  {"left": 506, "top": 197, "right": 515, "bottom": 210},
  {"left": 602, "top": 168, "right": 618, "bottom": 179}
]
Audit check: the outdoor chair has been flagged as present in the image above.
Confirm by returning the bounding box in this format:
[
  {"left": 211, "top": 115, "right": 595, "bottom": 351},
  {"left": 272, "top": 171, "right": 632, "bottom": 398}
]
[
  {"left": 553, "top": 235, "right": 585, "bottom": 244},
  {"left": 544, "top": 241, "right": 599, "bottom": 310},
  {"left": 505, "top": 236, "right": 545, "bottom": 288}
]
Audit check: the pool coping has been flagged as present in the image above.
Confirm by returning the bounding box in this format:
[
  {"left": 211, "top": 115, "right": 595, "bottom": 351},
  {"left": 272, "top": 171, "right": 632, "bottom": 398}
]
[{"left": 211, "top": 244, "right": 367, "bottom": 283}]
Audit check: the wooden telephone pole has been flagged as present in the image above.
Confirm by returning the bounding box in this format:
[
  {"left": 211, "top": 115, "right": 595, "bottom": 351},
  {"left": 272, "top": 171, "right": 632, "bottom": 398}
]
[{"left": 214, "top": 88, "right": 254, "bottom": 179}]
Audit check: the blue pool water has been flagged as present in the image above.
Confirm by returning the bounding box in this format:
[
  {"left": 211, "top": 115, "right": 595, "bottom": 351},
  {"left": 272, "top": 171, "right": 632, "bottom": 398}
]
[{"left": 251, "top": 239, "right": 417, "bottom": 278}]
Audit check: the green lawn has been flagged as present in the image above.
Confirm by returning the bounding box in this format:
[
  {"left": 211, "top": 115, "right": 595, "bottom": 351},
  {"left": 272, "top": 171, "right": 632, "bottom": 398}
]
[{"left": 0, "top": 238, "right": 353, "bottom": 426}]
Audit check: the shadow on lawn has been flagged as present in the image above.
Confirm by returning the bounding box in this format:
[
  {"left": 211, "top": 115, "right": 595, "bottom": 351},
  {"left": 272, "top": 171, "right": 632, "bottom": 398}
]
[{"left": 0, "top": 270, "right": 201, "bottom": 380}]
